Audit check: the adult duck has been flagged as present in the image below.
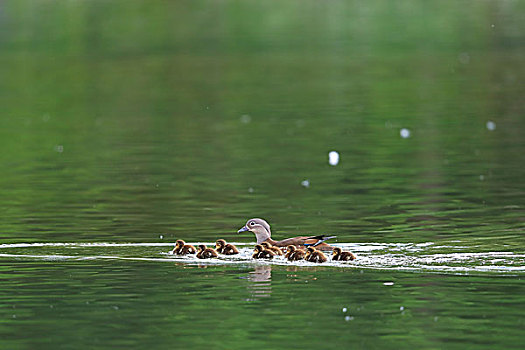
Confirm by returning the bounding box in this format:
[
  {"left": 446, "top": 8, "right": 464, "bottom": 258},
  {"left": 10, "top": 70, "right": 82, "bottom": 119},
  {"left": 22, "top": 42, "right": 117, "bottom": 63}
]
[{"left": 237, "top": 218, "right": 335, "bottom": 251}]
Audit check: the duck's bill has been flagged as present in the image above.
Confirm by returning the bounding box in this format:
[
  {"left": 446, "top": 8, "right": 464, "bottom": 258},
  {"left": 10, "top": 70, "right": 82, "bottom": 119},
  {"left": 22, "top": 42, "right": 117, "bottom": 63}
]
[{"left": 237, "top": 226, "right": 249, "bottom": 233}]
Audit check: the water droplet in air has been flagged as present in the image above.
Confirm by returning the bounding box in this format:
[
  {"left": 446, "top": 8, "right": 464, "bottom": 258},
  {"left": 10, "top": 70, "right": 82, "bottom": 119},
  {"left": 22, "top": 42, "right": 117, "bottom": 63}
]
[
  {"left": 458, "top": 52, "right": 470, "bottom": 64},
  {"left": 479, "top": 175, "right": 485, "bottom": 181},
  {"left": 400, "top": 128, "right": 411, "bottom": 138},
  {"left": 344, "top": 316, "right": 354, "bottom": 321},
  {"left": 54, "top": 145, "right": 64, "bottom": 153},
  {"left": 342, "top": 307, "right": 347, "bottom": 313},
  {"left": 383, "top": 282, "right": 394, "bottom": 286},
  {"left": 248, "top": 187, "right": 254, "bottom": 193},
  {"left": 301, "top": 179, "right": 310, "bottom": 188},
  {"left": 240, "top": 114, "right": 251, "bottom": 124},
  {"left": 400, "top": 306, "right": 404, "bottom": 311},
  {"left": 486, "top": 121, "right": 496, "bottom": 131},
  {"left": 159, "top": 235, "right": 164, "bottom": 239},
  {"left": 328, "top": 151, "right": 340, "bottom": 166}
]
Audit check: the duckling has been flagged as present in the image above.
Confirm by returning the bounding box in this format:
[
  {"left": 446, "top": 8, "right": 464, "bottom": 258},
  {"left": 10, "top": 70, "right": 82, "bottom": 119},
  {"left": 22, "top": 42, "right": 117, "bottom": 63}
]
[
  {"left": 196, "top": 244, "right": 218, "bottom": 259},
  {"left": 284, "top": 245, "right": 306, "bottom": 261},
  {"left": 332, "top": 247, "right": 356, "bottom": 261},
  {"left": 252, "top": 244, "right": 274, "bottom": 259},
  {"left": 171, "top": 239, "right": 197, "bottom": 255},
  {"left": 215, "top": 239, "right": 240, "bottom": 255},
  {"left": 305, "top": 247, "right": 327, "bottom": 263},
  {"left": 261, "top": 242, "right": 283, "bottom": 256},
  {"left": 284, "top": 245, "right": 296, "bottom": 260}
]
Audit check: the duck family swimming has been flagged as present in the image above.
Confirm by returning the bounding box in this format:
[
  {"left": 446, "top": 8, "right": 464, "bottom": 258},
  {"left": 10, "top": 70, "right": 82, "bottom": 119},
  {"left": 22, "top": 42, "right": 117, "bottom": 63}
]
[
  {"left": 170, "top": 218, "right": 356, "bottom": 263},
  {"left": 171, "top": 240, "right": 355, "bottom": 263}
]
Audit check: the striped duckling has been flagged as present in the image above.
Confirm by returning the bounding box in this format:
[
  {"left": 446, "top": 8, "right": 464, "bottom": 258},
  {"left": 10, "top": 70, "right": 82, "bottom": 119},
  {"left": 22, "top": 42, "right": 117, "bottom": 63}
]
[
  {"left": 196, "top": 244, "right": 219, "bottom": 259},
  {"left": 252, "top": 244, "right": 274, "bottom": 259},
  {"left": 261, "top": 242, "right": 283, "bottom": 256},
  {"left": 171, "top": 239, "right": 197, "bottom": 255},
  {"left": 284, "top": 245, "right": 306, "bottom": 261},
  {"left": 304, "top": 246, "right": 327, "bottom": 263},
  {"left": 332, "top": 247, "right": 356, "bottom": 261},
  {"left": 215, "top": 239, "right": 239, "bottom": 255}
]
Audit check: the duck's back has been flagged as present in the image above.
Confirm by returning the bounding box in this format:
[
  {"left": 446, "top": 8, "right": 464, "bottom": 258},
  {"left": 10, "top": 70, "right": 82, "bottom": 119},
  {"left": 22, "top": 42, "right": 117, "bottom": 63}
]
[
  {"left": 223, "top": 244, "right": 239, "bottom": 255},
  {"left": 274, "top": 237, "right": 334, "bottom": 251}
]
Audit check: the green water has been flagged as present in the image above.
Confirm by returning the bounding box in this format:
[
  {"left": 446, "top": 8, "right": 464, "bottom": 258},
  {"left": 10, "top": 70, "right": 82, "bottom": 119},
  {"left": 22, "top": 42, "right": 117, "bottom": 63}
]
[{"left": 1, "top": 1, "right": 524, "bottom": 349}]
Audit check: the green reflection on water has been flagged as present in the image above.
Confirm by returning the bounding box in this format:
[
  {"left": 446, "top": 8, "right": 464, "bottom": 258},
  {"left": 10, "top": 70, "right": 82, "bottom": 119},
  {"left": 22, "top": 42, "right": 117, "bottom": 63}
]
[
  {"left": 0, "top": 0, "right": 524, "bottom": 349},
  {"left": 0, "top": 261, "right": 524, "bottom": 349}
]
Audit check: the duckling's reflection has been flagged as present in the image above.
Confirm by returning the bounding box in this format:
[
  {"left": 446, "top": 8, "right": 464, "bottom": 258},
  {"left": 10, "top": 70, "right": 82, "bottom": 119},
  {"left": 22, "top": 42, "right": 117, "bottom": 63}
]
[{"left": 246, "top": 265, "right": 272, "bottom": 299}]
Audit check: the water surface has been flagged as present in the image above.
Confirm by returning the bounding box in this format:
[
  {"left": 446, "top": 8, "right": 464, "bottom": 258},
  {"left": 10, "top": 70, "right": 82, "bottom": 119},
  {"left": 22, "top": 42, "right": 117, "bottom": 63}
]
[{"left": 0, "top": 0, "right": 524, "bottom": 349}]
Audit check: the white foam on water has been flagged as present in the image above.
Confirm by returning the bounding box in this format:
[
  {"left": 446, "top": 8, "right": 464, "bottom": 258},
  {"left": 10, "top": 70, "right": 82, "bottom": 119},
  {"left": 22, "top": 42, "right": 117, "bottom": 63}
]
[{"left": 0, "top": 242, "right": 523, "bottom": 274}]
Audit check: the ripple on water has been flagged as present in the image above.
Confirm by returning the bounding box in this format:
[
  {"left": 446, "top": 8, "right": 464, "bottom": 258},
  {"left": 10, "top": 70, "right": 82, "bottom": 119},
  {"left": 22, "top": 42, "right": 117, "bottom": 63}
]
[{"left": 0, "top": 242, "right": 523, "bottom": 274}]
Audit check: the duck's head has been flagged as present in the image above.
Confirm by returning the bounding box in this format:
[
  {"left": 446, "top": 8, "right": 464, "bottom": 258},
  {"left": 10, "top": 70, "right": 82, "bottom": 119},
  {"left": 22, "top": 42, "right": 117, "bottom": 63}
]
[
  {"left": 197, "top": 244, "right": 207, "bottom": 251},
  {"left": 215, "top": 239, "right": 226, "bottom": 249},
  {"left": 332, "top": 247, "right": 342, "bottom": 256},
  {"left": 253, "top": 244, "right": 263, "bottom": 252},
  {"left": 287, "top": 245, "right": 296, "bottom": 253},
  {"left": 175, "top": 239, "right": 185, "bottom": 247},
  {"left": 237, "top": 218, "right": 272, "bottom": 242},
  {"left": 307, "top": 247, "right": 316, "bottom": 253},
  {"left": 261, "top": 242, "right": 272, "bottom": 249}
]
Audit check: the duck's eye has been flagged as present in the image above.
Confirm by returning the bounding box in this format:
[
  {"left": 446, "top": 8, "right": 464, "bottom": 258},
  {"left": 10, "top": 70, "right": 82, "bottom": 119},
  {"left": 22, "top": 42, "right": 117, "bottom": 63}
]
[{"left": 249, "top": 221, "right": 255, "bottom": 226}]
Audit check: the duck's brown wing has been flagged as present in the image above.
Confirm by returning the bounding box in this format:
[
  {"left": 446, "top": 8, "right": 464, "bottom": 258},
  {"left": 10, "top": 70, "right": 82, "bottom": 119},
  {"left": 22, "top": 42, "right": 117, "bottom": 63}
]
[
  {"left": 342, "top": 252, "right": 356, "bottom": 261},
  {"left": 273, "top": 237, "right": 306, "bottom": 247},
  {"left": 225, "top": 244, "right": 239, "bottom": 254},
  {"left": 263, "top": 250, "right": 274, "bottom": 259},
  {"left": 270, "top": 247, "right": 283, "bottom": 255},
  {"left": 275, "top": 235, "right": 335, "bottom": 251},
  {"left": 307, "top": 242, "right": 334, "bottom": 251},
  {"left": 182, "top": 245, "right": 197, "bottom": 254},
  {"left": 304, "top": 235, "right": 336, "bottom": 246},
  {"left": 292, "top": 251, "right": 305, "bottom": 260}
]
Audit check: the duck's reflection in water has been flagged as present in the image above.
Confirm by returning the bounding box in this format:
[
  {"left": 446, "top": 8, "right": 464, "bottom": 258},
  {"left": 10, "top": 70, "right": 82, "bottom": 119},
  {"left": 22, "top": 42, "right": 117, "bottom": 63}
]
[{"left": 245, "top": 265, "right": 272, "bottom": 299}]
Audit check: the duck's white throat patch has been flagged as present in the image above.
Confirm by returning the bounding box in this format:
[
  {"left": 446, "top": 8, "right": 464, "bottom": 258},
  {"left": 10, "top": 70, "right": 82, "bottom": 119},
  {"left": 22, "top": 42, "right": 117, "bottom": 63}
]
[{"left": 255, "top": 231, "right": 271, "bottom": 244}]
